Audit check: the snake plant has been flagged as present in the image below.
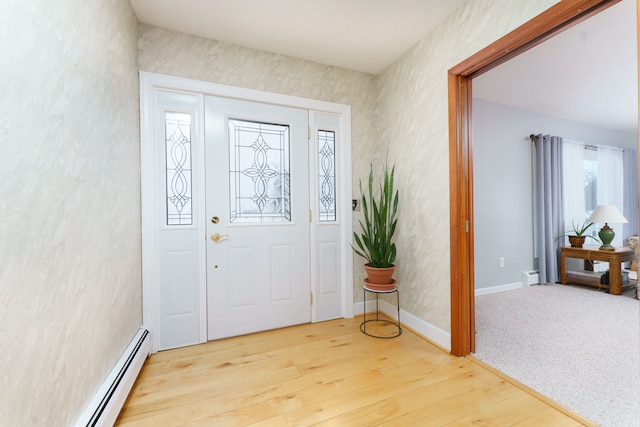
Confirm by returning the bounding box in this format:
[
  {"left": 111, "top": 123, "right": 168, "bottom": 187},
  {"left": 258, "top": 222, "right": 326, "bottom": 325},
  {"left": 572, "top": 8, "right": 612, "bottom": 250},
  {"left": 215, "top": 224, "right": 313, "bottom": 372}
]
[{"left": 352, "top": 162, "right": 399, "bottom": 268}]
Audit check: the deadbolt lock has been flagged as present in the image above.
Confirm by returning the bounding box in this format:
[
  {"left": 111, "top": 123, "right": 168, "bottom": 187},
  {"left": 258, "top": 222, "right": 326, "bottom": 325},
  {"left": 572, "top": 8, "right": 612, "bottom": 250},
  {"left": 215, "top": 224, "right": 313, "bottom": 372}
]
[{"left": 211, "top": 216, "right": 220, "bottom": 224}]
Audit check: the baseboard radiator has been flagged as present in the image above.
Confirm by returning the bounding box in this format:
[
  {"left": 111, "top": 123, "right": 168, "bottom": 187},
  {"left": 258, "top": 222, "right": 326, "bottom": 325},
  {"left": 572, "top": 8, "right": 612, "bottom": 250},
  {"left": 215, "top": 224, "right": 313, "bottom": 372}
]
[
  {"left": 75, "top": 328, "right": 151, "bottom": 427},
  {"left": 522, "top": 270, "right": 540, "bottom": 286}
]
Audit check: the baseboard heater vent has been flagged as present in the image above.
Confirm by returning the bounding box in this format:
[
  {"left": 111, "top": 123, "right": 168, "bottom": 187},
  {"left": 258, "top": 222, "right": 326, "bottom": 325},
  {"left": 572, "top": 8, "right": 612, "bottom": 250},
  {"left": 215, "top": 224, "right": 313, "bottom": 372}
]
[
  {"left": 522, "top": 271, "right": 539, "bottom": 286},
  {"left": 75, "top": 327, "right": 151, "bottom": 427}
]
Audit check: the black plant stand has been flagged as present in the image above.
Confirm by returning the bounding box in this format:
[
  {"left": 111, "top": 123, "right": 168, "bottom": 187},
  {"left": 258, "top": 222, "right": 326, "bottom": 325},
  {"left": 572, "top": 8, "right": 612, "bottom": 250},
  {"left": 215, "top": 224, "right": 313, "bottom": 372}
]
[{"left": 360, "top": 283, "right": 402, "bottom": 338}]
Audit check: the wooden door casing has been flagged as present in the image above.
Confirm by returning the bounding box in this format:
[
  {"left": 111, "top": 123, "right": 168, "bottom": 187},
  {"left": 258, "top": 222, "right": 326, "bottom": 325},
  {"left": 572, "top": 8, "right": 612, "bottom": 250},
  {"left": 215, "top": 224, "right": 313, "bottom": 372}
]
[{"left": 448, "top": 0, "right": 622, "bottom": 356}]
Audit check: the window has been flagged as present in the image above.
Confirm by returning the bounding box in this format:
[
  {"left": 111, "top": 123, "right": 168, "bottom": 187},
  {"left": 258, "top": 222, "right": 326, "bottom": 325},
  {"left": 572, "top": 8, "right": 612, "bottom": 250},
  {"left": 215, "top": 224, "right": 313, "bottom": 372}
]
[
  {"left": 563, "top": 140, "right": 624, "bottom": 247},
  {"left": 228, "top": 119, "right": 291, "bottom": 223},
  {"left": 318, "top": 130, "right": 336, "bottom": 222},
  {"left": 165, "top": 111, "right": 193, "bottom": 226}
]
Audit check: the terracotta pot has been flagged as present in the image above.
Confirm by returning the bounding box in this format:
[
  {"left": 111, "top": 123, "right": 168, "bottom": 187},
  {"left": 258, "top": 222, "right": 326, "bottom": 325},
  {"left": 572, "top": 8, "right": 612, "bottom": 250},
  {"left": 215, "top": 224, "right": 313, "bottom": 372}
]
[
  {"left": 365, "top": 278, "right": 397, "bottom": 291},
  {"left": 364, "top": 263, "right": 396, "bottom": 287},
  {"left": 568, "top": 235, "right": 586, "bottom": 248}
]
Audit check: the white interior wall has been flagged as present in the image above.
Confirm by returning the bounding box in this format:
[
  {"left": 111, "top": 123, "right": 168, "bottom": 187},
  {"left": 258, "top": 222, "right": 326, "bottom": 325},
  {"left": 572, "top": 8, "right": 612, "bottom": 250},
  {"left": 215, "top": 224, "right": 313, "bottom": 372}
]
[
  {"left": 0, "top": 1, "right": 142, "bottom": 425},
  {"left": 473, "top": 98, "right": 638, "bottom": 290},
  {"left": 472, "top": 100, "right": 535, "bottom": 290}
]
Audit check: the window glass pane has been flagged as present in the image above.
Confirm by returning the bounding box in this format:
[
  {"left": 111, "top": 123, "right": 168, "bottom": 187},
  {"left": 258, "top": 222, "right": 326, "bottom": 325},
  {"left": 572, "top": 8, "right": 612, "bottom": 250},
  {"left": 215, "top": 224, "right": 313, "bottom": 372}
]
[
  {"left": 584, "top": 148, "right": 598, "bottom": 217},
  {"left": 229, "top": 119, "right": 290, "bottom": 223},
  {"left": 318, "top": 130, "right": 336, "bottom": 222},
  {"left": 165, "top": 111, "right": 193, "bottom": 226}
]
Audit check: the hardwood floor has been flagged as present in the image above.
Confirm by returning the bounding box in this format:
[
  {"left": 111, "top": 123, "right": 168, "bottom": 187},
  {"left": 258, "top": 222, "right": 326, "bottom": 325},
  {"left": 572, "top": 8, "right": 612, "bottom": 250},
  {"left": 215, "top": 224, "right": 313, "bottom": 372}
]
[{"left": 117, "top": 318, "right": 592, "bottom": 426}]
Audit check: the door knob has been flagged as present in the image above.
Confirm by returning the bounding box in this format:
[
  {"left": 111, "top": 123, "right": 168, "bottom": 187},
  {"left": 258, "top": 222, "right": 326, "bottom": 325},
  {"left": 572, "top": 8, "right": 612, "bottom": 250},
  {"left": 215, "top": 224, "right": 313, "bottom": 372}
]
[{"left": 210, "top": 232, "right": 228, "bottom": 242}]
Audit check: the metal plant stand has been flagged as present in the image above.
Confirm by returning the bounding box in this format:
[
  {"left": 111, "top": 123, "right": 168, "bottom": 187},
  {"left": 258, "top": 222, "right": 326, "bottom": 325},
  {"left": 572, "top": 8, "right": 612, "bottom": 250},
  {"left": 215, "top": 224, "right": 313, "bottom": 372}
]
[{"left": 360, "top": 283, "right": 402, "bottom": 338}]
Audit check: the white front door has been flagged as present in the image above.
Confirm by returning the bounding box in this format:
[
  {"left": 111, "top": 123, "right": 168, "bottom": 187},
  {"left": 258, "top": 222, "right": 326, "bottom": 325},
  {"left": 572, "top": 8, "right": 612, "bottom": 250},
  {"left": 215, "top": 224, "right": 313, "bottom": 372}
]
[
  {"left": 140, "top": 73, "right": 354, "bottom": 353},
  {"left": 204, "top": 96, "right": 311, "bottom": 340}
]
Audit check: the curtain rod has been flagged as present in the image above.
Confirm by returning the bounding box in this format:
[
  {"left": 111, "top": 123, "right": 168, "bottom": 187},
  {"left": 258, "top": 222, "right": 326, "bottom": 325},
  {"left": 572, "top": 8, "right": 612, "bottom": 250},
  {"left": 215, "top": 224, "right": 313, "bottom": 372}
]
[{"left": 529, "top": 134, "right": 627, "bottom": 152}]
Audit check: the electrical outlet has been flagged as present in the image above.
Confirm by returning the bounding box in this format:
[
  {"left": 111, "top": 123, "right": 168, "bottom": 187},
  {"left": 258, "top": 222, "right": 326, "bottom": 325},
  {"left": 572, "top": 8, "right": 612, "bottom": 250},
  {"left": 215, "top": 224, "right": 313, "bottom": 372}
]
[{"left": 499, "top": 257, "right": 505, "bottom": 268}]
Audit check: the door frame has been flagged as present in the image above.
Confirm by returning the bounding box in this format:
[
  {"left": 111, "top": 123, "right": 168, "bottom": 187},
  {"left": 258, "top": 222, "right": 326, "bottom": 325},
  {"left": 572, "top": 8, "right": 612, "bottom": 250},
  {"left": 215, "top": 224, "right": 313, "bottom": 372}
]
[
  {"left": 448, "top": 0, "right": 622, "bottom": 356},
  {"left": 140, "top": 71, "right": 354, "bottom": 352}
]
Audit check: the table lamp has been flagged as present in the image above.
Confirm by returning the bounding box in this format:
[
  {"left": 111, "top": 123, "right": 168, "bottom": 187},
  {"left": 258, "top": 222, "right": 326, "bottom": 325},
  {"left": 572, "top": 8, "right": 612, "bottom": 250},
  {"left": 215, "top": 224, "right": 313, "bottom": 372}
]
[{"left": 587, "top": 205, "right": 628, "bottom": 251}]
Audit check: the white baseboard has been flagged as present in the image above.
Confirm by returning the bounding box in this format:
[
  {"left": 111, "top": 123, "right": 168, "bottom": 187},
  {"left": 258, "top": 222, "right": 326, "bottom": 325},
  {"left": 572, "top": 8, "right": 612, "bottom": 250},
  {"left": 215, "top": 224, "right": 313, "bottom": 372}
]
[
  {"left": 353, "top": 298, "right": 383, "bottom": 316},
  {"left": 353, "top": 300, "right": 451, "bottom": 352},
  {"left": 475, "top": 281, "right": 523, "bottom": 296},
  {"left": 75, "top": 327, "right": 151, "bottom": 427}
]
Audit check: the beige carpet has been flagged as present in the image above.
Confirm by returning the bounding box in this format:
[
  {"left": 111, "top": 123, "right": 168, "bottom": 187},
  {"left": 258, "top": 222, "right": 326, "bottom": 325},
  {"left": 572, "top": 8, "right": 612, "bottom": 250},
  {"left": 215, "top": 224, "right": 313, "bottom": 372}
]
[{"left": 473, "top": 283, "right": 639, "bottom": 427}]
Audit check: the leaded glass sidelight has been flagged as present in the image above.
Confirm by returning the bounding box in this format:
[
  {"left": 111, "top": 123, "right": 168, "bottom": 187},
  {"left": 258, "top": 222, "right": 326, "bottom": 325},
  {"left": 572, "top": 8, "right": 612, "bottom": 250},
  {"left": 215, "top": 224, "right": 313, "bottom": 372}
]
[
  {"left": 229, "top": 119, "right": 291, "bottom": 223},
  {"left": 165, "top": 111, "right": 193, "bottom": 225},
  {"left": 318, "top": 130, "right": 336, "bottom": 222}
]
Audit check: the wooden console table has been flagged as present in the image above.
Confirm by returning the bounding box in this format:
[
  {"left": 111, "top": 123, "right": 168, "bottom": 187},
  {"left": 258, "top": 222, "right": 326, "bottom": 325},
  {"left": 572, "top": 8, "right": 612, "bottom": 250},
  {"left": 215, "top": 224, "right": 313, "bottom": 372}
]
[{"left": 559, "top": 246, "right": 636, "bottom": 295}]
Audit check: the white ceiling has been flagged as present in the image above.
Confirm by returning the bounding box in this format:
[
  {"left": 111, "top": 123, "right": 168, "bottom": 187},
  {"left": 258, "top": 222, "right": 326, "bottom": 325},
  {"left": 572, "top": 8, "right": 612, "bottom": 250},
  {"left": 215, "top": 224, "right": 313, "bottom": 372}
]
[
  {"left": 474, "top": 0, "right": 638, "bottom": 134},
  {"left": 130, "top": 0, "right": 466, "bottom": 75},
  {"left": 130, "top": 0, "right": 638, "bottom": 133}
]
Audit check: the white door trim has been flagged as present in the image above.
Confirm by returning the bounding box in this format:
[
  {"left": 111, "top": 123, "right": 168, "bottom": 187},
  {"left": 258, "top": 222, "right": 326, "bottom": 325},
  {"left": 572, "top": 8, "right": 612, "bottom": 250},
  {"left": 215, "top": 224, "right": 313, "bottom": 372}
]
[{"left": 140, "top": 71, "right": 353, "bottom": 353}]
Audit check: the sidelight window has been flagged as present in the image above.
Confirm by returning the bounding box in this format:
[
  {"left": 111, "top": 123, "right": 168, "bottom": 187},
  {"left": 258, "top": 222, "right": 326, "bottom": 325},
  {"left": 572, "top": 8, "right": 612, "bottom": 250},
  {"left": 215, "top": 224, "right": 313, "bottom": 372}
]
[
  {"left": 318, "top": 130, "right": 337, "bottom": 222},
  {"left": 165, "top": 111, "right": 193, "bottom": 226}
]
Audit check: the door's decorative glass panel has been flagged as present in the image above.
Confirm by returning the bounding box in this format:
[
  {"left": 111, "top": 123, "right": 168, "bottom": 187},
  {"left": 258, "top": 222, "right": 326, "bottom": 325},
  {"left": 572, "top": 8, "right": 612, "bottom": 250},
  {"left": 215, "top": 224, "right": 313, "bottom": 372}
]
[
  {"left": 165, "top": 111, "right": 193, "bottom": 225},
  {"left": 229, "top": 119, "right": 290, "bottom": 223},
  {"left": 318, "top": 130, "right": 336, "bottom": 222}
]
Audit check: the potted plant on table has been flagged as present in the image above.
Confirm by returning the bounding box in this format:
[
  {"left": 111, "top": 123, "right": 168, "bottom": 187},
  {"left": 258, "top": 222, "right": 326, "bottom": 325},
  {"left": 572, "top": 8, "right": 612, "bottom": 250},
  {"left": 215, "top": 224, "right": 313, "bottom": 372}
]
[
  {"left": 560, "top": 219, "right": 599, "bottom": 248},
  {"left": 352, "top": 161, "right": 399, "bottom": 291}
]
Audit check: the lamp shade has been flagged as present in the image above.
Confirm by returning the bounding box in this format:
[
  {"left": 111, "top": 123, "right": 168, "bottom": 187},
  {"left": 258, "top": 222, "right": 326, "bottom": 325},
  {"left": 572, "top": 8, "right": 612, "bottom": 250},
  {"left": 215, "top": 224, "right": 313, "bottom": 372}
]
[{"left": 587, "top": 205, "right": 628, "bottom": 224}]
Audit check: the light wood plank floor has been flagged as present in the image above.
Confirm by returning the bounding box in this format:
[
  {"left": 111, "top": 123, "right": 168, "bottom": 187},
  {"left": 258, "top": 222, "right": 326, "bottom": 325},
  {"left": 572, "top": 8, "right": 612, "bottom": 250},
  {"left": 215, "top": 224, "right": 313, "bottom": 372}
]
[{"left": 117, "top": 318, "right": 593, "bottom": 426}]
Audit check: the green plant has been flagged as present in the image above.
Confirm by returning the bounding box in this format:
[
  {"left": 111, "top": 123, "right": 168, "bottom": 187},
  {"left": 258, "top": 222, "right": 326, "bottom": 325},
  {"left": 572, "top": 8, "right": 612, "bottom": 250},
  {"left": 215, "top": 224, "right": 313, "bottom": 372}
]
[
  {"left": 352, "top": 162, "right": 399, "bottom": 268},
  {"left": 561, "top": 219, "right": 600, "bottom": 242}
]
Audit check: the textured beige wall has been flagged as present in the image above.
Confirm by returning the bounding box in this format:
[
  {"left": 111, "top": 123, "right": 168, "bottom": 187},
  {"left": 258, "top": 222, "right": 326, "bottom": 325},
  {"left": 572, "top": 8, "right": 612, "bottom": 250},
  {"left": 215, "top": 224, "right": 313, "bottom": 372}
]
[
  {"left": 376, "top": 0, "right": 560, "bottom": 331},
  {"left": 138, "top": 25, "right": 377, "bottom": 185},
  {"left": 0, "top": 1, "right": 141, "bottom": 425},
  {"left": 138, "top": 23, "right": 378, "bottom": 306}
]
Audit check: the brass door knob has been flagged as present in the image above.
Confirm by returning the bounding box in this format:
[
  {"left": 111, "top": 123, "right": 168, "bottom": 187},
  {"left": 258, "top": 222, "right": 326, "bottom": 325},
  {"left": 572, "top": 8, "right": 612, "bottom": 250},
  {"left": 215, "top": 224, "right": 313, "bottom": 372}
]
[{"left": 210, "top": 232, "right": 228, "bottom": 242}]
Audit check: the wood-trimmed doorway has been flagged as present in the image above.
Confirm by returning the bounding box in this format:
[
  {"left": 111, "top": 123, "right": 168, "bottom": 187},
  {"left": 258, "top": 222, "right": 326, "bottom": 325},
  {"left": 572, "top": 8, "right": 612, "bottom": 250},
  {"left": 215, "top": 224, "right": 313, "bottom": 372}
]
[{"left": 448, "top": 0, "right": 625, "bottom": 356}]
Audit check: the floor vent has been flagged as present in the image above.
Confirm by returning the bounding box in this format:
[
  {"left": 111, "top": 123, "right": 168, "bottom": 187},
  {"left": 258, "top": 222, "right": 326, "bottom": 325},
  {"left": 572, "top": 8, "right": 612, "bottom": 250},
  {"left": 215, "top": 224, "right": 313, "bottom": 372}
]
[{"left": 75, "top": 328, "right": 151, "bottom": 427}]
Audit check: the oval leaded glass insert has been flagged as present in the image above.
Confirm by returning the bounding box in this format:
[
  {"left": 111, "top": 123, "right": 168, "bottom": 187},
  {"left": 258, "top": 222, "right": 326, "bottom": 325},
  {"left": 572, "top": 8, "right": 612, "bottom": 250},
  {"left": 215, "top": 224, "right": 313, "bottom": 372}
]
[{"left": 228, "top": 119, "right": 291, "bottom": 223}]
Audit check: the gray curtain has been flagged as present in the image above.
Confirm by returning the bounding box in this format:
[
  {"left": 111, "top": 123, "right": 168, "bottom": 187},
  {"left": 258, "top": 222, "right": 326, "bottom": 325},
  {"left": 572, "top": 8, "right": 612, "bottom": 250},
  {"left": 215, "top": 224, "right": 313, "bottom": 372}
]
[
  {"left": 623, "top": 147, "right": 638, "bottom": 238},
  {"left": 534, "top": 134, "right": 564, "bottom": 284}
]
